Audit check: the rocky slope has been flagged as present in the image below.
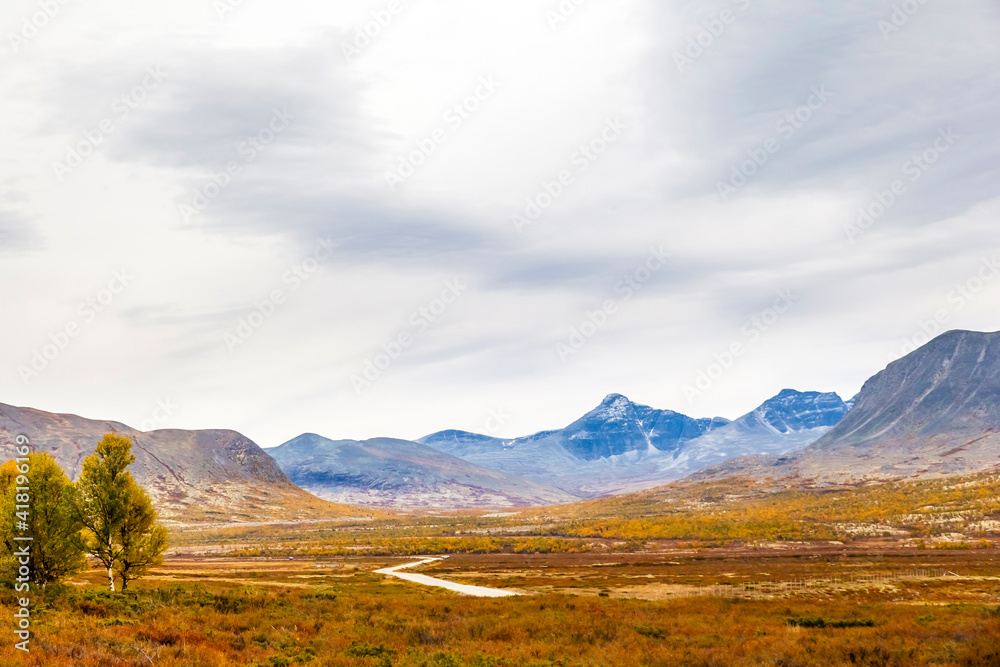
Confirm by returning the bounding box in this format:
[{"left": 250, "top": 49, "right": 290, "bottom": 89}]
[
  {"left": 0, "top": 403, "right": 346, "bottom": 523},
  {"left": 557, "top": 394, "right": 732, "bottom": 460},
  {"left": 696, "top": 330, "right": 1000, "bottom": 484}
]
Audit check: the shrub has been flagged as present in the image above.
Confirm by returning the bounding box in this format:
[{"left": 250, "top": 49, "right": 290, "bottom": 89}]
[
  {"left": 345, "top": 641, "right": 396, "bottom": 658},
  {"left": 634, "top": 625, "right": 665, "bottom": 639},
  {"left": 785, "top": 617, "right": 879, "bottom": 629}
]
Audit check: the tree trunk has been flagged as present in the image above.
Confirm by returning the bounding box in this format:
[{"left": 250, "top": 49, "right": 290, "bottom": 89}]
[{"left": 107, "top": 566, "right": 116, "bottom": 592}]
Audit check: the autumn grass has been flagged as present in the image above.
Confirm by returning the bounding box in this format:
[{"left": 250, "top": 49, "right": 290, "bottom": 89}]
[
  {"left": 1, "top": 554, "right": 999, "bottom": 666},
  {"left": 163, "top": 472, "right": 1000, "bottom": 559},
  {"left": 2, "top": 471, "right": 1000, "bottom": 665},
  {"left": 540, "top": 472, "right": 1000, "bottom": 544}
]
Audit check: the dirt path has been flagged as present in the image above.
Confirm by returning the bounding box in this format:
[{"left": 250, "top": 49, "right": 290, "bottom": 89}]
[{"left": 375, "top": 558, "right": 520, "bottom": 597}]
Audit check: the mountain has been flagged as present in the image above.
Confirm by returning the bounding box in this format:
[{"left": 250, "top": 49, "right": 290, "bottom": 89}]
[
  {"left": 267, "top": 434, "right": 578, "bottom": 508},
  {"left": 633, "top": 390, "right": 849, "bottom": 486},
  {"left": 417, "top": 430, "right": 587, "bottom": 493},
  {"left": 0, "top": 403, "right": 349, "bottom": 524},
  {"left": 422, "top": 394, "right": 730, "bottom": 462},
  {"left": 696, "top": 330, "right": 1000, "bottom": 484},
  {"left": 419, "top": 391, "right": 848, "bottom": 497},
  {"left": 681, "top": 389, "right": 850, "bottom": 464},
  {"left": 555, "top": 394, "right": 731, "bottom": 460}
]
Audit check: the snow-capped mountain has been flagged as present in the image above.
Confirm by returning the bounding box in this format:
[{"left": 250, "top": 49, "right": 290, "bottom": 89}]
[
  {"left": 419, "top": 390, "right": 850, "bottom": 498},
  {"left": 557, "top": 394, "right": 732, "bottom": 460},
  {"left": 420, "top": 393, "right": 729, "bottom": 462},
  {"left": 636, "top": 390, "right": 849, "bottom": 487}
]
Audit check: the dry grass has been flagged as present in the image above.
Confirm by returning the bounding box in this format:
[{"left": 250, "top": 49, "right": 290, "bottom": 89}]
[
  {"left": 3, "top": 471, "right": 1000, "bottom": 665},
  {"left": 1, "top": 545, "right": 999, "bottom": 666}
]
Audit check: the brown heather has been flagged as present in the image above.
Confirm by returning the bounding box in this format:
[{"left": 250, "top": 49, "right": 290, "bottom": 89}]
[{"left": 0, "top": 470, "right": 997, "bottom": 665}]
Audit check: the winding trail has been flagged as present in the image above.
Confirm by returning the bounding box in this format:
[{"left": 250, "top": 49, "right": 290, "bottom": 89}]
[{"left": 375, "top": 557, "right": 520, "bottom": 597}]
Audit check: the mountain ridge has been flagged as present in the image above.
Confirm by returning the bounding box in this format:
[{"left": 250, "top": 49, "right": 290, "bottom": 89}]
[
  {"left": 266, "top": 433, "right": 577, "bottom": 508},
  {"left": 692, "top": 330, "right": 1000, "bottom": 484},
  {"left": 0, "top": 402, "right": 350, "bottom": 523},
  {"left": 415, "top": 389, "right": 849, "bottom": 498}
]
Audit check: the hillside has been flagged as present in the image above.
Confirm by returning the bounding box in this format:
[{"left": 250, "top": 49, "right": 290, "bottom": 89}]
[
  {"left": 267, "top": 433, "right": 578, "bottom": 508},
  {"left": 0, "top": 403, "right": 360, "bottom": 524},
  {"left": 695, "top": 330, "right": 1000, "bottom": 484}
]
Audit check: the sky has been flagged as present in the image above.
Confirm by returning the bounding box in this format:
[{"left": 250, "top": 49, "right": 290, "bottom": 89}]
[{"left": 2, "top": 0, "right": 999, "bottom": 447}]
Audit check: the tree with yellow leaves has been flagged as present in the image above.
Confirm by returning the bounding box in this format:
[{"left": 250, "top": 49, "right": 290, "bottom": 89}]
[{"left": 67, "top": 434, "right": 167, "bottom": 592}]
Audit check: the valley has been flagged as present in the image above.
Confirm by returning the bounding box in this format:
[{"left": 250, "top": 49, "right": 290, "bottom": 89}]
[
  {"left": 4, "top": 329, "right": 1000, "bottom": 664},
  {"left": 2, "top": 499, "right": 998, "bottom": 666}
]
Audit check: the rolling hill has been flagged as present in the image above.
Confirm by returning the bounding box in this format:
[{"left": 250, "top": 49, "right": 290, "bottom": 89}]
[
  {"left": 0, "top": 403, "right": 355, "bottom": 524},
  {"left": 267, "top": 433, "right": 577, "bottom": 508}
]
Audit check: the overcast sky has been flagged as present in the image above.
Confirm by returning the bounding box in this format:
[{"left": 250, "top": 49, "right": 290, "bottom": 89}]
[{"left": 2, "top": 0, "right": 998, "bottom": 446}]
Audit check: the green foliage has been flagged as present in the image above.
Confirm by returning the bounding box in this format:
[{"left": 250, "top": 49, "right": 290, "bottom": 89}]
[
  {"left": 69, "top": 588, "right": 145, "bottom": 617},
  {"left": 304, "top": 588, "right": 337, "bottom": 602},
  {"left": 427, "top": 652, "right": 464, "bottom": 667},
  {"left": 469, "top": 655, "right": 500, "bottom": 667},
  {"left": 68, "top": 433, "right": 168, "bottom": 592},
  {"left": 115, "top": 478, "right": 168, "bottom": 590},
  {"left": 345, "top": 640, "right": 396, "bottom": 658},
  {"left": 0, "top": 453, "right": 87, "bottom": 585},
  {"left": 68, "top": 433, "right": 135, "bottom": 590}
]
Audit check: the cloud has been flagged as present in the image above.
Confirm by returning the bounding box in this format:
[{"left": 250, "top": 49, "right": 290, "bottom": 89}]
[
  {"left": 0, "top": 210, "right": 38, "bottom": 253},
  {"left": 645, "top": 0, "right": 1000, "bottom": 227},
  {"left": 2, "top": 1, "right": 998, "bottom": 443}
]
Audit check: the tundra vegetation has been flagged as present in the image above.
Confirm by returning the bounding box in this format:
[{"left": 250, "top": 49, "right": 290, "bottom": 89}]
[{"left": 0, "top": 457, "right": 998, "bottom": 665}]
